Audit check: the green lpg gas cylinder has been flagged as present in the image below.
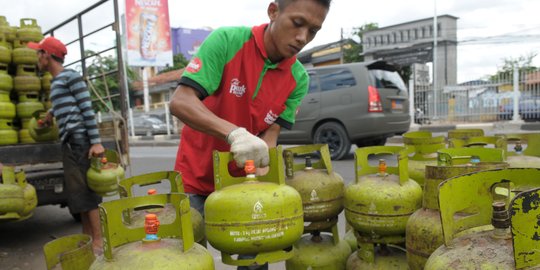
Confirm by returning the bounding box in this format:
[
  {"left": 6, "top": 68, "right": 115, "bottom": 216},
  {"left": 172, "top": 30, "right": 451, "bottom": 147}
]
[
  {"left": 0, "top": 119, "right": 18, "bottom": 145},
  {"left": 41, "top": 72, "right": 52, "bottom": 92},
  {"left": 284, "top": 144, "right": 344, "bottom": 231},
  {"left": 424, "top": 168, "right": 540, "bottom": 269},
  {"left": 205, "top": 147, "right": 304, "bottom": 266},
  {"left": 446, "top": 128, "right": 484, "bottom": 141},
  {"left": 499, "top": 133, "right": 540, "bottom": 169},
  {"left": 405, "top": 148, "right": 508, "bottom": 270},
  {"left": 44, "top": 234, "right": 95, "bottom": 270},
  {"left": 402, "top": 131, "right": 446, "bottom": 187},
  {"left": 118, "top": 171, "right": 205, "bottom": 246},
  {"left": 2, "top": 166, "right": 37, "bottom": 220},
  {"left": 0, "top": 35, "right": 11, "bottom": 64},
  {"left": 0, "top": 64, "right": 12, "bottom": 92},
  {"left": 28, "top": 110, "right": 58, "bottom": 142},
  {"left": 0, "top": 16, "right": 17, "bottom": 42},
  {"left": 344, "top": 146, "right": 422, "bottom": 241},
  {"left": 16, "top": 18, "right": 43, "bottom": 42},
  {"left": 12, "top": 41, "right": 38, "bottom": 65},
  {"left": 16, "top": 93, "right": 44, "bottom": 118},
  {"left": 0, "top": 166, "right": 25, "bottom": 220},
  {"left": 0, "top": 91, "right": 15, "bottom": 119},
  {"left": 346, "top": 243, "right": 408, "bottom": 270},
  {"left": 88, "top": 193, "right": 214, "bottom": 269},
  {"left": 286, "top": 225, "right": 351, "bottom": 270},
  {"left": 86, "top": 149, "right": 125, "bottom": 196}
]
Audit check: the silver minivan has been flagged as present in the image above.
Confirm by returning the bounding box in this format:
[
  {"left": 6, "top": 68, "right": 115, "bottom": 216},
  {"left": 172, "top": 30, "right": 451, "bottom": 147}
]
[{"left": 278, "top": 61, "right": 411, "bottom": 160}]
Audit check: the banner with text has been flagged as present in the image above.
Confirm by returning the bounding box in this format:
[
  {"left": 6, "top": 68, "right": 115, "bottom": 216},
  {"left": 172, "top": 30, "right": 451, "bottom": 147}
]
[{"left": 125, "top": 0, "right": 173, "bottom": 67}]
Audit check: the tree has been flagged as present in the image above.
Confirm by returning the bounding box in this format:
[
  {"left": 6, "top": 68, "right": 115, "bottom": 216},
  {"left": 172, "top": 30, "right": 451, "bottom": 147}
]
[
  {"left": 84, "top": 50, "right": 139, "bottom": 112},
  {"left": 343, "top": 22, "right": 379, "bottom": 63},
  {"left": 490, "top": 52, "right": 538, "bottom": 81},
  {"left": 158, "top": 53, "right": 189, "bottom": 74}
]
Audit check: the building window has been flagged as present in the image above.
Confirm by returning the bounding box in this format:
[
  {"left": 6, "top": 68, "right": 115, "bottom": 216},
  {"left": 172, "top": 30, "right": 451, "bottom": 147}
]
[
  {"left": 421, "top": 27, "right": 426, "bottom": 38},
  {"left": 438, "top": 23, "right": 442, "bottom": 37},
  {"left": 413, "top": 29, "right": 417, "bottom": 39},
  {"left": 429, "top": 25, "right": 433, "bottom": 37},
  {"left": 403, "top": 30, "right": 408, "bottom": 42}
]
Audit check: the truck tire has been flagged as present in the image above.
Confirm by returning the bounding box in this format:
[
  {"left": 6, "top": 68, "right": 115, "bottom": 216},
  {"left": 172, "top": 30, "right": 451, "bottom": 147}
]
[{"left": 313, "top": 122, "right": 351, "bottom": 160}]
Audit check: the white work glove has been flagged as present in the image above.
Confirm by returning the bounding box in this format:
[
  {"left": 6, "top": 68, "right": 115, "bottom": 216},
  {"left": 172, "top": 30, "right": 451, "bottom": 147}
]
[{"left": 226, "top": 127, "right": 269, "bottom": 168}]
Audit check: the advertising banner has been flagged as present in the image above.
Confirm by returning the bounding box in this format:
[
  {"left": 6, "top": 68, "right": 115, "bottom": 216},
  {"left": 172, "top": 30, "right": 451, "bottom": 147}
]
[{"left": 125, "top": 0, "right": 173, "bottom": 67}]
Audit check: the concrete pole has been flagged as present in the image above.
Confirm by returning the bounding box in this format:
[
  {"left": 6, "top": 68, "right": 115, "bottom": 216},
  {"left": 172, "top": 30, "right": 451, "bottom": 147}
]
[
  {"left": 432, "top": 0, "right": 438, "bottom": 119},
  {"left": 143, "top": 67, "right": 150, "bottom": 113},
  {"left": 128, "top": 108, "right": 135, "bottom": 137},
  {"left": 165, "top": 102, "right": 171, "bottom": 136},
  {"left": 409, "top": 77, "right": 419, "bottom": 128},
  {"left": 511, "top": 66, "right": 522, "bottom": 122}
]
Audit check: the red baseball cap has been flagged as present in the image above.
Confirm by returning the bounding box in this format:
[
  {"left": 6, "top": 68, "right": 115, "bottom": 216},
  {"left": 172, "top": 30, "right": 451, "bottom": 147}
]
[{"left": 28, "top": 37, "right": 67, "bottom": 60}]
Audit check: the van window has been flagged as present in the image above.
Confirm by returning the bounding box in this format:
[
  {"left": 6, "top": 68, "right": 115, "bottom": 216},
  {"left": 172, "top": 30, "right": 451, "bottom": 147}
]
[
  {"left": 308, "top": 73, "right": 319, "bottom": 93},
  {"left": 369, "top": 69, "right": 406, "bottom": 91},
  {"left": 317, "top": 68, "right": 357, "bottom": 91}
]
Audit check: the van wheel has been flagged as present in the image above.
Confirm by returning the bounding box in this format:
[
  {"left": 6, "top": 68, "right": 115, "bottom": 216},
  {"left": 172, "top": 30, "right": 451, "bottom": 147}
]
[{"left": 313, "top": 122, "right": 351, "bottom": 160}]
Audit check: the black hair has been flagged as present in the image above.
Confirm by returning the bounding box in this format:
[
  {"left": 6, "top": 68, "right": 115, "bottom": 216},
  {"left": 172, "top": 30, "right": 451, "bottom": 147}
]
[
  {"left": 276, "top": 0, "right": 331, "bottom": 9},
  {"left": 50, "top": 54, "right": 64, "bottom": 64}
]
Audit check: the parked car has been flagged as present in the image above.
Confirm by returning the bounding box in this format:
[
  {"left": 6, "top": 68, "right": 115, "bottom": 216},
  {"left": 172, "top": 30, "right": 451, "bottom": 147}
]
[
  {"left": 498, "top": 98, "right": 540, "bottom": 122},
  {"left": 278, "top": 61, "right": 411, "bottom": 160},
  {"left": 130, "top": 114, "right": 169, "bottom": 136}
]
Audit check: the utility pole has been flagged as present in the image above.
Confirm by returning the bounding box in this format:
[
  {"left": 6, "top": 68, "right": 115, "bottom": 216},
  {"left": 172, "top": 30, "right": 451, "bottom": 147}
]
[
  {"left": 432, "top": 0, "right": 438, "bottom": 119},
  {"left": 340, "top": 27, "right": 344, "bottom": 64}
]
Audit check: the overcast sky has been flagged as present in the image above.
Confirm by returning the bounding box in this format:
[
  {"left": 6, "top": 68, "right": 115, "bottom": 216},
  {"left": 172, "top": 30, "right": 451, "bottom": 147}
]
[{"left": 3, "top": 0, "right": 540, "bottom": 83}]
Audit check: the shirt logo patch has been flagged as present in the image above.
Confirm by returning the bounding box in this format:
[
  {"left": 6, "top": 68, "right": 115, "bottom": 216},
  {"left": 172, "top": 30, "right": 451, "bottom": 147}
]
[
  {"left": 186, "top": 57, "right": 202, "bottom": 73},
  {"left": 229, "top": 78, "right": 246, "bottom": 97},
  {"left": 264, "top": 110, "right": 279, "bottom": 125}
]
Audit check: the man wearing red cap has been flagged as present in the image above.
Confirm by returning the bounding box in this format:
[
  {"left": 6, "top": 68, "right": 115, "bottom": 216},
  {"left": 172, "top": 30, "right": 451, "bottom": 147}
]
[{"left": 28, "top": 36, "right": 105, "bottom": 254}]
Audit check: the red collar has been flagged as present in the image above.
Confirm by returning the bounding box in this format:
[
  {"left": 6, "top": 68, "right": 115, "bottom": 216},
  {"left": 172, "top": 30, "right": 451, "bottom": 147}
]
[{"left": 252, "top": 23, "right": 297, "bottom": 70}]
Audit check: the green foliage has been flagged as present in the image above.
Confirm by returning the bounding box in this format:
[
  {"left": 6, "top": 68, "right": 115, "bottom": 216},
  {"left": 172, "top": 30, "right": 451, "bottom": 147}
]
[
  {"left": 490, "top": 52, "right": 539, "bottom": 81},
  {"left": 158, "top": 53, "right": 188, "bottom": 74},
  {"left": 343, "top": 22, "right": 379, "bottom": 63},
  {"left": 84, "top": 50, "right": 139, "bottom": 112}
]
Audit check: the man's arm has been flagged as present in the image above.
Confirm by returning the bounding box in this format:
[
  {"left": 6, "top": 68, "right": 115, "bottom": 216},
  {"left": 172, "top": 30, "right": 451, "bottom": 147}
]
[{"left": 169, "top": 84, "right": 237, "bottom": 140}]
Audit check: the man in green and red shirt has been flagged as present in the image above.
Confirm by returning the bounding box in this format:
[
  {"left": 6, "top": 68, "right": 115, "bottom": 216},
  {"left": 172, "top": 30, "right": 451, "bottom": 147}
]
[{"left": 170, "top": 2, "right": 330, "bottom": 265}]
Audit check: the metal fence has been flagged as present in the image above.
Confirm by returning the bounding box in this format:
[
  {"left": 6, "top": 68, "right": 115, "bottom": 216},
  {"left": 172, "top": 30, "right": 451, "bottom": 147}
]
[{"left": 412, "top": 67, "right": 540, "bottom": 124}]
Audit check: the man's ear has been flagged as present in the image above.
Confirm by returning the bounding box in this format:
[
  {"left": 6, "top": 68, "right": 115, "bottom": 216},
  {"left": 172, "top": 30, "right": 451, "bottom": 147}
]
[{"left": 267, "top": 2, "right": 279, "bottom": 21}]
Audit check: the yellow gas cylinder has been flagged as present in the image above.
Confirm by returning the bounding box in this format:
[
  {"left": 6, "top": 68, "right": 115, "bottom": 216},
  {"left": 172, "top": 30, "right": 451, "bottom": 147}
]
[
  {"left": 12, "top": 41, "right": 38, "bottom": 66},
  {"left": 0, "top": 63, "right": 13, "bottom": 93},
  {"left": 28, "top": 110, "right": 59, "bottom": 142},
  {"left": 43, "top": 234, "right": 95, "bottom": 270},
  {"left": 16, "top": 18, "right": 43, "bottom": 42},
  {"left": 86, "top": 149, "right": 125, "bottom": 196},
  {"left": 0, "top": 91, "right": 15, "bottom": 119},
  {"left": 0, "top": 16, "right": 17, "bottom": 42},
  {"left": 41, "top": 72, "right": 52, "bottom": 92},
  {"left": 88, "top": 193, "right": 213, "bottom": 269},
  {"left": 402, "top": 131, "right": 446, "bottom": 187},
  {"left": 205, "top": 147, "right": 304, "bottom": 266},
  {"left": 0, "top": 35, "right": 11, "bottom": 64},
  {"left": 424, "top": 168, "right": 540, "bottom": 269},
  {"left": 284, "top": 144, "right": 344, "bottom": 231},
  {"left": 446, "top": 128, "right": 484, "bottom": 141},
  {"left": 344, "top": 146, "right": 422, "bottom": 240},
  {"left": 499, "top": 133, "right": 540, "bottom": 169},
  {"left": 344, "top": 146, "right": 422, "bottom": 269},
  {"left": 118, "top": 171, "right": 205, "bottom": 246},
  {"left": 286, "top": 225, "right": 351, "bottom": 270},
  {"left": 0, "top": 119, "right": 18, "bottom": 145},
  {"left": 2, "top": 166, "right": 37, "bottom": 220},
  {"left": 0, "top": 165, "right": 25, "bottom": 221},
  {"left": 405, "top": 148, "right": 508, "bottom": 270}
]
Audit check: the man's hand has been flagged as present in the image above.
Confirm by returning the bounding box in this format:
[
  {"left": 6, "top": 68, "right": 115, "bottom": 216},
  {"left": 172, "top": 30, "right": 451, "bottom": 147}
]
[
  {"left": 43, "top": 111, "right": 54, "bottom": 127},
  {"left": 227, "top": 128, "right": 269, "bottom": 168},
  {"left": 88, "top": 143, "right": 105, "bottom": 159}
]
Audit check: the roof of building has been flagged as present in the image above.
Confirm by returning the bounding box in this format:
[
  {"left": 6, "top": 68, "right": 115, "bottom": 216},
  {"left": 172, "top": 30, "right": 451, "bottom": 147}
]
[{"left": 132, "top": 68, "right": 184, "bottom": 91}]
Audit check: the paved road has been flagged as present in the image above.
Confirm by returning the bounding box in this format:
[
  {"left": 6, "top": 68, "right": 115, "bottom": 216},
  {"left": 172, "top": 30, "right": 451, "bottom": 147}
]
[{"left": 0, "top": 145, "right": 364, "bottom": 270}]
